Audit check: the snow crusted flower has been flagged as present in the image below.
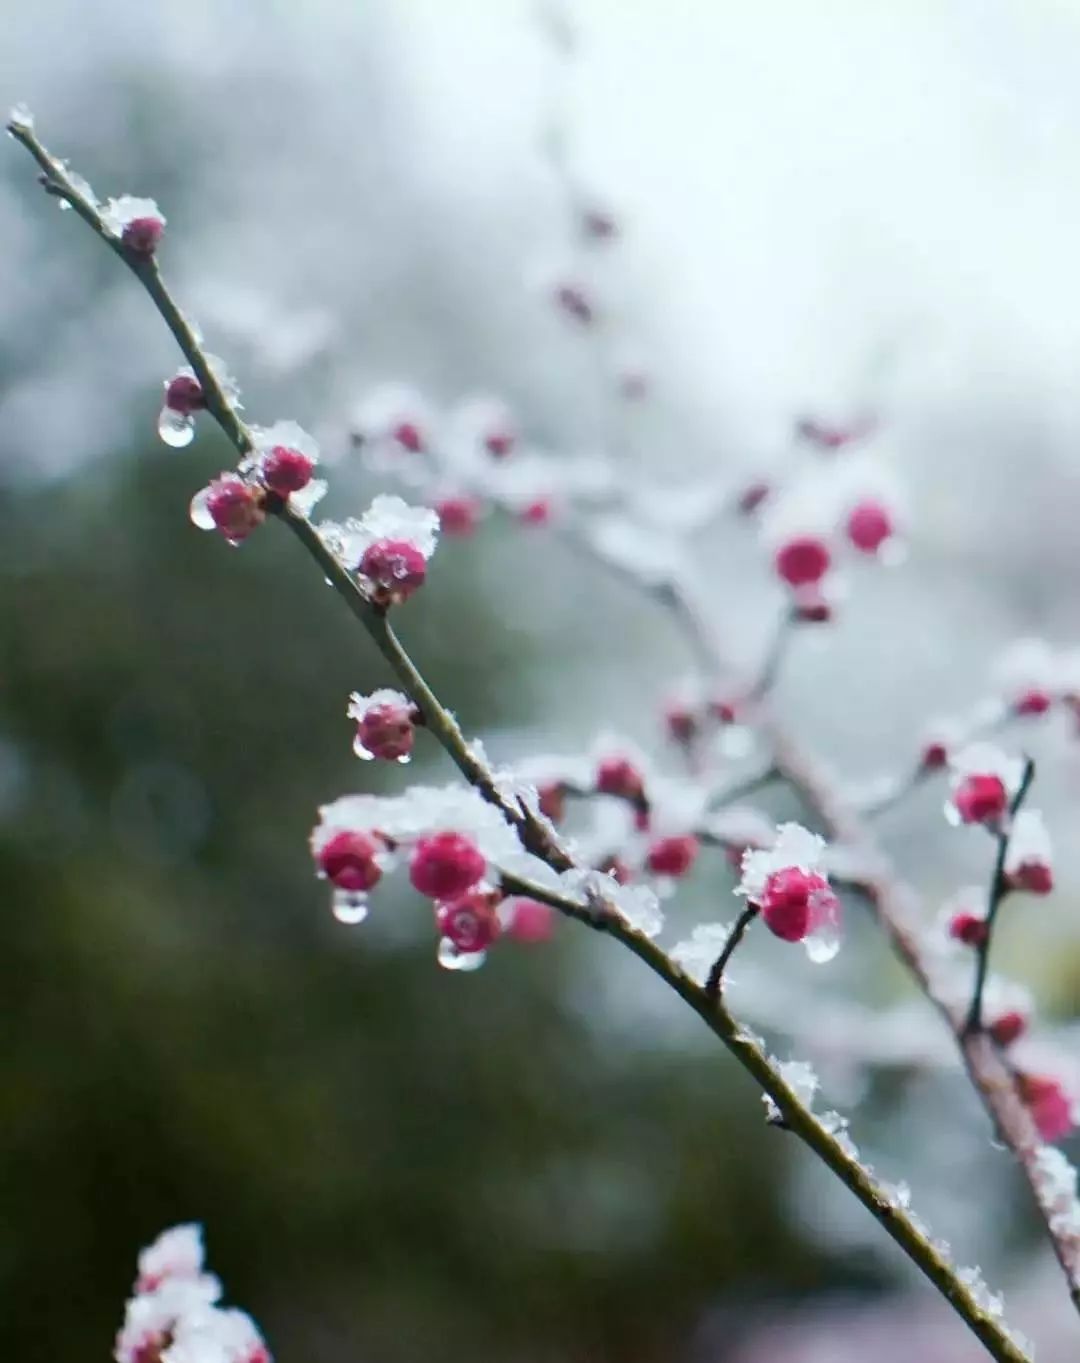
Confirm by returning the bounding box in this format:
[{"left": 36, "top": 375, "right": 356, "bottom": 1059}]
[
  {"left": 102, "top": 195, "right": 165, "bottom": 255},
  {"left": 737, "top": 822, "right": 841, "bottom": 962},
  {"left": 1005, "top": 810, "right": 1054, "bottom": 894},
  {"left": 116, "top": 1224, "right": 268, "bottom": 1363},
  {"left": 249, "top": 421, "right": 324, "bottom": 508},
  {"left": 329, "top": 496, "right": 439, "bottom": 603},
  {"left": 352, "top": 383, "right": 434, "bottom": 454},
  {"left": 347, "top": 689, "right": 417, "bottom": 762},
  {"left": 945, "top": 743, "right": 1025, "bottom": 828},
  {"left": 994, "top": 637, "right": 1058, "bottom": 716},
  {"left": 190, "top": 474, "right": 265, "bottom": 545}
]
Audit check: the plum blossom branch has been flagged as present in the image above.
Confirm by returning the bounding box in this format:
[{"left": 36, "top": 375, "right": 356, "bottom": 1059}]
[
  {"left": 541, "top": 418, "right": 1080, "bottom": 1318},
  {"left": 6, "top": 114, "right": 1041, "bottom": 1362},
  {"left": 965, "top": 758, "right": 1036, "bottom": 1036}
]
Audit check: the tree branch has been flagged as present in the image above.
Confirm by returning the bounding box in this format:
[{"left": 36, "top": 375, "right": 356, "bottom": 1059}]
[{"left": 7, "top": 117, "right": 1043, "bottom": 1361}]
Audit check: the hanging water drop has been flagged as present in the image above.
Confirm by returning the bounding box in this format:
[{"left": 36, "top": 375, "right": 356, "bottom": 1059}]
[
  {"left": 332, "top": 889, "right": 369, "bottom": 926},
  {"left": 805, "top": 920, "right": 841, "bottom": 965},
  {"left": 437, "top": 938, "right": 485, "bottom": 972},
  {"left": 189, "top": 486, "right": 216, "bottom": 531},
  {"left": 158, "top": 406, "right": 195, "bottom": 448}
]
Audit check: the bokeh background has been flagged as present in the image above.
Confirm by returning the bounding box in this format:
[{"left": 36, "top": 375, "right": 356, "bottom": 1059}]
[{"left": 6, "top": 1, "right": 1080, "bottom": 1359}]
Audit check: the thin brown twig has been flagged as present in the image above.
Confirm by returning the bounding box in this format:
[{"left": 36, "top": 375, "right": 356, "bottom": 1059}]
[
  {"left": 966, "top": 758, "right": 1036, "bottom": 1035},
  {"left": 704, "top": 903, "right": 760, "bottom": 999}
]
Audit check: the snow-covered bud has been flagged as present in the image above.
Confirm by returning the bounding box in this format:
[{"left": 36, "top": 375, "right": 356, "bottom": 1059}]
[
  {"left": 136, "top": 1224, "right": 206, "bottom": 1294},
  {"left": 518, "top": 497, "right": 553, "bottom": 526},
  {"left": 846, "top": 499, "right": 894, "bottom": 555},
  {"left": 597, "top": 855, "right": 633, "bottom": 884},
  {"left": 410, "top": 832, "right": 486, "bottom": 900},
  {"left": 595, "top": 756, "right": 646, "bottom": 803},
  {"left": 506, "top": 897, "right": 556, "bottom": 943},
  {"left": 992, "top": 639, "right": 1059, "bottom": 718},
  {"left": 360, "top": 540, "right": 427, "bottom": 601},
  {"left": 352, "top": 384, "right": 432, "bottom": 454},
  {"left": 989, "top": 1009, "right": 1028, "bottom": 1047},
  {"left": 435, "top": 496, "right": 482, "bottom": 537},
  {"left": 582, "top": 207, "right": 618, "bottom": 240},
  {"left": 795, "top": 416, "right": 872, "bottom": 450},
  {"left": 341, "top": 496, "right": 438, "bottom": 603},
  {"left": 737, "top": 823, "right": 841, "bottom": 962},
  {"left": 536, "top": 781, "right": 566, "bottom": 823},
  {"left": 123, "top": 216, "right": 164, "bottom": 256},
  {"left": 437, "top": 891, "right": 502, "bottom": 954},
  {"left": 348, "top": 689, "right": 417, "bottom": 763},
  {"left": 952, "top": 774, "right": 1008, "bottom": 826},
  {"left": 1004, "top": 810, "right": 1054, "bottom": 894},
  {"left": 737, "top": 479, "right": 770, "bottom": 515},
  {"left": 646, "top": 834, "right": 699, "bottom": 878},
  {"left": 793, "top": 588, "right": 832, "bottom": 623},
  {"left": 393, "top": 420, "right": 423, "bottom": 452},
  {"left": 664, "top": 699, "right": 699, "bottom": 744},
  {"left": 189, "top": 475, "right": 265, "bottom": 545},
  {"left": 948, "top": 910, "right": 989, "bottom": 947},
  {"left": 774, "top": 535, "right": 831, "bottom": 588},
  {"left": 315, "top": 830, "right": 384, "bottom": 892},
  {"left": 945, "top": 744, "right": 1023, "bottom": 828},
  {"left": 102, "top": 196, "right": 165, "bottom": 255},
  {"left": 1017, "top": 1073, "right": 1077, "bottom": 1143},
  {"left": 555, "top": 283, "right": 594, "bottom": 325},
  {"left": 164, "top": 374, "right": 206, "bottom": 415},
  {"left": 261, "top": 446, "right": 314, "bottom": 495}
]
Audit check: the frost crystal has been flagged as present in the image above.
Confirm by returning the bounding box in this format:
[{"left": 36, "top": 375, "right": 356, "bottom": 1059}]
[
  {"left": 670, "top": 923, "right": 734, "bottom": 985},
  {"left": 818, "top": 1108, "right": 860, "bottom": 1160},
  {"left": 1032, "top": 1146, "right": 1080, "bottom": 1247},
  {"left": 556, "top": 867, "right": 664, "bottom": 937},
  {"left": 777, "top": 1058, "right": 819, "bottom": 1108},
  {"left": 289, "top": 479, "right": 328, "bottom": 516},
  {"left": 101, "top": 195, "right": 165, "bottom": 238},
  {"left": 957, "top": 1265, "right": 1005, "bottom": 1319},
  {"left": 313, "top": 785, "right": 522, "bottom": 867}
]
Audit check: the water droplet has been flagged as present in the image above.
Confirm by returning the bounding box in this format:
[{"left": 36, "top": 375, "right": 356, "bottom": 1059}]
[
  {"left": 394, "top": 753, "right": 411, "bottom": 765},
  {"left": 805, "top": 920, "right": 841, "bottom": 964},
  {"left": 437, "top": 938, "right": 485, "bottom": 971},
  {"left": 189, "top": 486, "right": 215, "bottom": 531},
  {"left": 158, "top": 406, "right": 195, "bottom": 448},
  {"left": 332, "top": 889, "right": 369, "bottom": 926}
]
